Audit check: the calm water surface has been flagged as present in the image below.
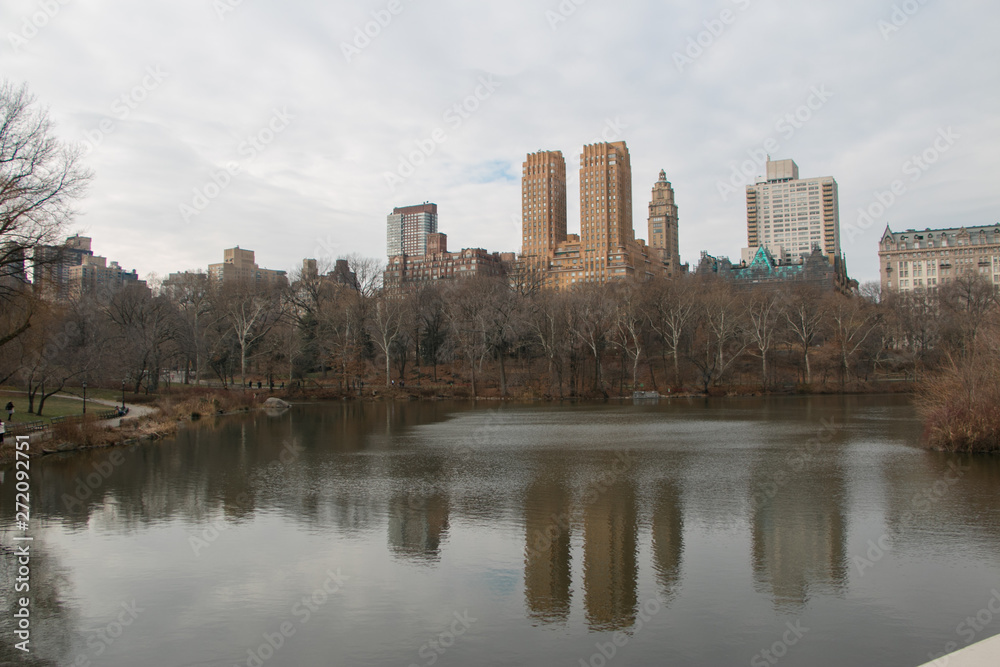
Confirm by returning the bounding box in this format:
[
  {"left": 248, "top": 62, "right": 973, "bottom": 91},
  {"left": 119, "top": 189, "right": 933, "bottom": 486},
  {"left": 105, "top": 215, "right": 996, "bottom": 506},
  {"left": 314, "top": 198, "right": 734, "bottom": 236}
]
[{"left": 3, "top": 395, "right": 1000, "bottom": 666}]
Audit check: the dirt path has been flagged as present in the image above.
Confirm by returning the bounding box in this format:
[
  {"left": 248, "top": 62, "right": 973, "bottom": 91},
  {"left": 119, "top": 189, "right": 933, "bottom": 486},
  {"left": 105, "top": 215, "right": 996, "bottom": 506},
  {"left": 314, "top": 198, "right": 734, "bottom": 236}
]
[{"left": 78, "top": 397, "right": 159, "bottom": 427}]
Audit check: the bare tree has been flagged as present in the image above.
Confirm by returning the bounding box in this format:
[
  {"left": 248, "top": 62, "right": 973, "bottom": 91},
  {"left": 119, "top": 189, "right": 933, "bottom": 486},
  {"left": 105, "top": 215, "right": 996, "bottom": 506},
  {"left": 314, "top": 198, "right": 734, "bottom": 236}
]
[
  {"left": 166, "top": 272, "right": 217, "bottom": 385},
  {"left": 646, "top": 277, "right": 696, "bottom": 388},
  {"left": 827, "top": 293, "right": 882, "bottom": 386},
  {"left": 342, "top": 253, "right": 384, "bottom": 299},
  {"left": 18, "top": 304, "right": 88, "bottom": 415},
  {"left": 745, "top": 288, "right": 781, "bottom": 389},
  {"left": 507, "top": 258, "right": 546, "bottom": 297},
  {"left": 445, "top": 278, "right": 491, "bottom": 397},
  {"left": 527, "top": 289, "right": 571, "bottom": 398},
  {"left": 480, "top": 277, "right": 521, "bottom": 397},
  {"left": 782, "top": 284, "right": 827, "bottom": 385},
  {"left": 0, "top": 81, "right": 91, "bottom": 349},
  {"left": 103, "top": 285, "right": 181, "bottom": 393},
  {"left": 568, "top": 283, "right": 614, "bottom": 395},
  {"left": 689, "top": 279, "right": 749, "bottom": 392},
  {"left": 938, "top": 273, "right": 998, "bottom": 358},
  {"left": 416, "top": 284, "right": 448, "bottom": 382},
  {"left": 220, "top": 283, "right": 284, "bottom": 390},
  {"left": 611, "top": 282, "right": 646, "bottom": 390},
  {"left": 369, "top": 291, "right": 404, "bottom": 387}
]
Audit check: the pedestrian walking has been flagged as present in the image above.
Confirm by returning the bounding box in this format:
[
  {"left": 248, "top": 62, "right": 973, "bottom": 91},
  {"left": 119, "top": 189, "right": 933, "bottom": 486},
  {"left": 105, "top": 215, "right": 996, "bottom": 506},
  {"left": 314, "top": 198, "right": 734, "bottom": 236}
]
[
  {"left": 5, "top": 401, "right": 13, "bottom": 421},
  {"left": 0, "top": 419, "right": 5, "bottom": 444}
]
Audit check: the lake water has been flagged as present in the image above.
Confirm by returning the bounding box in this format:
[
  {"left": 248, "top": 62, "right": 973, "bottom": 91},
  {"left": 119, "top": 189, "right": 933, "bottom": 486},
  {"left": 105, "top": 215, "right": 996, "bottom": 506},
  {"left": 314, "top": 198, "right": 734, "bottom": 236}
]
[{"left": 3, "top": 395, "right": 1000, "bottom": 667}]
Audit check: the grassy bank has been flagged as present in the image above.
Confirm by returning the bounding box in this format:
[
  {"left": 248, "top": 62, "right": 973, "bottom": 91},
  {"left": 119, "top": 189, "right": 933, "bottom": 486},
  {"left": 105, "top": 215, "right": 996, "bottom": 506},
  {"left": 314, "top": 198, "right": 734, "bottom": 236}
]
[{"left": 0, "top": 391, "right": 110, "bottom": 424}]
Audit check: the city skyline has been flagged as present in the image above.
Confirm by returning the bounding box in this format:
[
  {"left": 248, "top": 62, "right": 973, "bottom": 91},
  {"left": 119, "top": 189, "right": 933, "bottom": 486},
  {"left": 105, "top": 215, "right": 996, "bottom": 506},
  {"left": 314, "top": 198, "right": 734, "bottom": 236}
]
[{"left": 2, "top": 1, "right": 997, "bottom": 285}]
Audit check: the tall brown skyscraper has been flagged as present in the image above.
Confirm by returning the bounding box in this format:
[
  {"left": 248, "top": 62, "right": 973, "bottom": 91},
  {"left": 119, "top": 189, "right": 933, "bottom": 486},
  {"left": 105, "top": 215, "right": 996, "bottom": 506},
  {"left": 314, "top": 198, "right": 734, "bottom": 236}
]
[
  {"left": 521, "top": 150, "right": 567, "bottom": 268},
  {"left": 648, "top": 170, "right": 681, "bottom": 276},
  {"left": 578, "top": 141, "right": 633, "bottom": 281},
  {"left": 518, "top": 141, "right": 677, "bottom": 287}
]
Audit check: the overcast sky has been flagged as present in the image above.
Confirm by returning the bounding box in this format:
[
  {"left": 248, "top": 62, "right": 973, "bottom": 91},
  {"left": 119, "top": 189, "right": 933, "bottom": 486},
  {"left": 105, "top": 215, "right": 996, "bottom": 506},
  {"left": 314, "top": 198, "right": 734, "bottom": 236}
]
[{"left": 3, "top": 0, "right": 998, "bottom": 284}]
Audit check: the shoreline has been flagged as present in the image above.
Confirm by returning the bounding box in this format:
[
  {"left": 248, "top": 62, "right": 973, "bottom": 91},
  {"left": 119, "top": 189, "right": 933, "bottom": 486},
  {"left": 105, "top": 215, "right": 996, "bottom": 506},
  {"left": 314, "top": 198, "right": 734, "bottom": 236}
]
[{"left": 0, "top": 384, "right": 918, "bottom": 465}]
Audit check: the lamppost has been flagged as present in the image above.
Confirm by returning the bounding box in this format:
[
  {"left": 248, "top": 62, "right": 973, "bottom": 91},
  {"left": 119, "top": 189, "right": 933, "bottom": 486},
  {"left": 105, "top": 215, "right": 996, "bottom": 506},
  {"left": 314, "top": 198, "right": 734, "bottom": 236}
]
[
  {"left": 121, "top": 380, "right": 126, "bottom": 411},
  {"left": 82, "top": 381, "right": 87, "bottom": 415}
]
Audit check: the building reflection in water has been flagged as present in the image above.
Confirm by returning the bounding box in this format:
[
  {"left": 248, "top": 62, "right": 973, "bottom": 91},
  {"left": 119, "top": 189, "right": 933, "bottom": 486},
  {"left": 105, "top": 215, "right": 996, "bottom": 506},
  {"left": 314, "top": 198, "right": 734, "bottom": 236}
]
[
  {"left": 387, "top": 485, "right": 450, "bottom": 563},
  {"left": 750, "top": 459, "right": 848, "bottom": 609},
  {"left": 523, "top": 475, "right": 573, "bottom": 623},
  {"left": 651, "top": 480, "right": 684, "bottom": 602},
  {"left": 583, "top": 478, "right": 638, "bottom": 631}
]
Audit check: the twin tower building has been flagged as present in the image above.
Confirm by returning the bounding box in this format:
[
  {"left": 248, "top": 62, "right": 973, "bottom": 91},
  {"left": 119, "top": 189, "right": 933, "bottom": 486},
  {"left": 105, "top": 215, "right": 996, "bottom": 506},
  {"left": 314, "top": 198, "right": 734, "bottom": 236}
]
[{"left": 521, "top": 142, "right": 681, "bottom": 288}]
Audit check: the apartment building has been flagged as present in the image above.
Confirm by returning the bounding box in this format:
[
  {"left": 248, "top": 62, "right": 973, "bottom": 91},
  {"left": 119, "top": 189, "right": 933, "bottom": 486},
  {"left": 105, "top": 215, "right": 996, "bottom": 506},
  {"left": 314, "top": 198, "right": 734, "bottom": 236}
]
[
  {"left": 384, "top": 232, "right": 513, "bottom": 288},
  {"left": 746, "top": 159, "right": 840, "bottom": 265},
  {"left": 32, "top": 235, "right": 144, "bottom": 299},
  {"left": 387, "top": 203, "right": 439, "bottom": 259},
  {"left": 208, "top": 247, "right": 287, "bottom": 286},
  {"left": 879, "top": 224, "right": 1000, "bottom": 292}
]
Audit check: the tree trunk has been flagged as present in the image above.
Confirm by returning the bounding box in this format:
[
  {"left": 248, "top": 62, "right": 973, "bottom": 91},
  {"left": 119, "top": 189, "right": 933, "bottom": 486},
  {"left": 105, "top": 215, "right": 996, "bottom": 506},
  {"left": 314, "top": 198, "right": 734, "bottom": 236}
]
[
  {"left": 470, "top": 359, "right": 478, "bottom": 397},
  {"left": 34, "top": 380, "right": 44, "bottom": 416},
  {"left": 240, "top": 342, "right": 248, "bottom": 391},
  {"left": 647, "top": 357, "right": 658, "bottom": 392},
  {"left": 499, "top": 353, "right": 507, "bottom": 397}
]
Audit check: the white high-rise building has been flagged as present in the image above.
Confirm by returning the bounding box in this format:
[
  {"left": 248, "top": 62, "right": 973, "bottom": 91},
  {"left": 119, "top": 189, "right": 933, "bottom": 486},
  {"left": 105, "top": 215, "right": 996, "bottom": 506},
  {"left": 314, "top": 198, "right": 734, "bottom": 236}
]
[
  {"left": 745, "top": 159, "right": 840, "bottom": 264},
  {"left": 387, "top": 203, "right": 438, "bottom": 259}
]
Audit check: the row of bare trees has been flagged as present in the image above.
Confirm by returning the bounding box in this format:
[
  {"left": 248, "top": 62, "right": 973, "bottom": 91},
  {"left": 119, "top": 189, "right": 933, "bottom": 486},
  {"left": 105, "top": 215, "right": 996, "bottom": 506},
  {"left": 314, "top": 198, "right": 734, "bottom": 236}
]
[{"left": 7, "top": 261, "right": 997, "bottom": 409}]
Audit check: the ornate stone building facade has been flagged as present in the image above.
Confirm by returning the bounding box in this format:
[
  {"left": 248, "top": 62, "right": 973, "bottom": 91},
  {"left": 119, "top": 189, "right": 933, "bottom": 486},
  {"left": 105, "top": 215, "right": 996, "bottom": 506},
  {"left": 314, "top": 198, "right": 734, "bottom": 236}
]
[{"left": 879, "top": 224, "right": 1000, "bottom": 292}]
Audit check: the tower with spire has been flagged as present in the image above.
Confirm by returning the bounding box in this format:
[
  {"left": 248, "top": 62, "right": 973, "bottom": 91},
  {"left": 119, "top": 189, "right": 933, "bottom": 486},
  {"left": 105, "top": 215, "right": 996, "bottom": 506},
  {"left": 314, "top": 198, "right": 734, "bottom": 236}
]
[{"left": 648, "top": 170, "right": 681, "bottom": 276}]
